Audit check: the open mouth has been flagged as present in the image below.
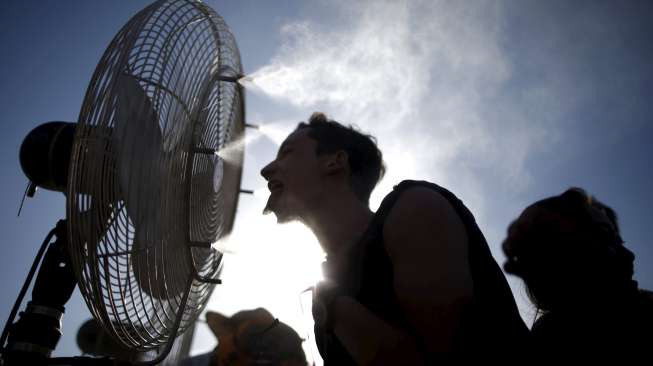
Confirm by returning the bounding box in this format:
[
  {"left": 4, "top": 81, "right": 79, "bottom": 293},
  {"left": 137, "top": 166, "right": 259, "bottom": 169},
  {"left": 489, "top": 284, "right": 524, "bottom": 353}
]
[
  {"left": 263, "top": 180, "right": 283, "bottom": 215},
  {"left": 267, "top": 179, "right": 284, "bottom": 194}
]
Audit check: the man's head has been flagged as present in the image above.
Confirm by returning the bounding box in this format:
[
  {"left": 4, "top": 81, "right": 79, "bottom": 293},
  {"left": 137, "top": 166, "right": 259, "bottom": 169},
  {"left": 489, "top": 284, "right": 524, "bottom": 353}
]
[{"left": 260, "top": 112, "right": 385, "bottom": 223}]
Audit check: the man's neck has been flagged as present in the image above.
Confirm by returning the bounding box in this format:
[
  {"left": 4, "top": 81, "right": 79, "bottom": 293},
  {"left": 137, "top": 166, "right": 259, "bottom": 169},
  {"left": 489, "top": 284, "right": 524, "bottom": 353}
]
[{"left": 303, "top": 191, "right": 374, "bottom": 259}]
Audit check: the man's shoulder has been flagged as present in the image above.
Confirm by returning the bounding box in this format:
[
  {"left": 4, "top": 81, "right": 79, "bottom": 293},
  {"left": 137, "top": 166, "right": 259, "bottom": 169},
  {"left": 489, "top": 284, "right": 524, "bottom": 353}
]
[
  {"left": 377, "top": 180, "right": 456, "bottom": 218},
  {"left": 388, "top": 180, "right": 448, "bottom": 196},
  {"left": 380, "top": 180, "right": 469, "bottom": 258}
]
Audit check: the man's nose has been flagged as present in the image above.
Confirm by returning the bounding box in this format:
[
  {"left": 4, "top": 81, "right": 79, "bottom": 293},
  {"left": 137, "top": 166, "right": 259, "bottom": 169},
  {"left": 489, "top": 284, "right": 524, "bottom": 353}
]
[{"left": 260, "top": 160, "right": 275, "bottom": 181}]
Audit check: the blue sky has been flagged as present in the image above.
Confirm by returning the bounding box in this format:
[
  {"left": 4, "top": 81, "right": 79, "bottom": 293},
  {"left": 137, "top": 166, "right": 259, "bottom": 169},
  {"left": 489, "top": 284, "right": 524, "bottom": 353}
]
[{"left": 1, "top": 0, "right": 652, "bottom": 363}]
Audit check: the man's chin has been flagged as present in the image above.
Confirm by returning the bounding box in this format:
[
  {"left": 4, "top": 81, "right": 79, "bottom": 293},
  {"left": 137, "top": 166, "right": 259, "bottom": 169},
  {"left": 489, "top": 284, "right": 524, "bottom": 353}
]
[
  {"left": 263, "top": 200, "right": 295, "bottom": 224},
  {"left": 269, "top": 208, "right": 296, "bottom": 224},
  {"left": 275, "top": 214, "right": 294, "bottom": 224}
]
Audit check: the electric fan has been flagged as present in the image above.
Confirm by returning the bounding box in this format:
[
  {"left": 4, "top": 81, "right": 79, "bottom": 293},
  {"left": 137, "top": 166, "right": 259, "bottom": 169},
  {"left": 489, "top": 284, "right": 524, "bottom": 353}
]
[{"left": 4, "top": 0, "right": 245, "bottom": 364}]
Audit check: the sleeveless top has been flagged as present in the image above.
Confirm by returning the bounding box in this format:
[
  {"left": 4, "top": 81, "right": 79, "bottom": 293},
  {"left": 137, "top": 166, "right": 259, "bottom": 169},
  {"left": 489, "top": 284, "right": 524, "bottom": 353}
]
[{"left": 314, "top": 180, "right": 530, "bottom": 364}]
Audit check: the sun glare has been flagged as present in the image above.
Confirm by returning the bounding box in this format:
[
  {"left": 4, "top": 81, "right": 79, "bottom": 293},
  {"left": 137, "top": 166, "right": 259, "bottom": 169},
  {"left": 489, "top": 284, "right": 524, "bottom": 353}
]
[
  {"left": 206, "top": 213, "right": 324, "bottom": 316},
  {"left": 200, "top": 212, "right": 325, "bottom": 360}
]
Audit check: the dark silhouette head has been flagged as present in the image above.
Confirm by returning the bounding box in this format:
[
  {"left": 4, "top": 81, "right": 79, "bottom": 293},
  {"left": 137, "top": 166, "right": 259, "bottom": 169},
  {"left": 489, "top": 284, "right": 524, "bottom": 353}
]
[
  {"left": 260, "top": 112, "right": 385, "bottom": 223},
  {"left": 206, "top": 308, "right": 307, "bottom": 366},
  {"left": 296, "top": 112, "right": 385, "bottom": 205},
  {"left": 502, "top": 188, "right": 636, "bottom": 312}
]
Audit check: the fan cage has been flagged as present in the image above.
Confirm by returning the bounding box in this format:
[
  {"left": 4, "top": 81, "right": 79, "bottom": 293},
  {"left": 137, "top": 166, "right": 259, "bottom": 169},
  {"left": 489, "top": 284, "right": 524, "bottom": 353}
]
[{"left": 66, "top": 0, "right": 244, "bottom": 355}]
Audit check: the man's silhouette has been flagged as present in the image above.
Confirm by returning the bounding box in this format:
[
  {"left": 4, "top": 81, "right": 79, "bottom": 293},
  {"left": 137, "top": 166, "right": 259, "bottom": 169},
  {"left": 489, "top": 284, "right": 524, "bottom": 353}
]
[{"left": 261, "top": 113, "right": 528, "bottom": 364}]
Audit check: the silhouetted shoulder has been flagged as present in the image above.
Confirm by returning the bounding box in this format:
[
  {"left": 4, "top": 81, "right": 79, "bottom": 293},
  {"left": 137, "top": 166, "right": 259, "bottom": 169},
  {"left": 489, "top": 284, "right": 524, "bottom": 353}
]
[
  {"left": 386, "top": 186, "right": 458, "bottom": 216},
  {"left": 383, "top": 185, "right": 469, "bottom": 256}
]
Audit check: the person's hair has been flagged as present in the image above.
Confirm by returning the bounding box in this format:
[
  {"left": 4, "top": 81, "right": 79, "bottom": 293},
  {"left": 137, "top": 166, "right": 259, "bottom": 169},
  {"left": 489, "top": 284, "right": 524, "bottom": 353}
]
[
  {"left": 502, "top": 188, "right": 635, "bottom": 312},
  {"left": 296, "top": 112, "right": 385, "bottom": 204},
  {"left": 209, "top": 308, "right": 307, "bottom": 365}
]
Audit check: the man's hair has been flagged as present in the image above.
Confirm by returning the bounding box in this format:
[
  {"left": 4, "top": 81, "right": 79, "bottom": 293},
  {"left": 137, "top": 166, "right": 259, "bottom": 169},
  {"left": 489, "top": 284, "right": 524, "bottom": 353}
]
[{"left": 297, "top": 112, "right": 385, "bottom": 204}]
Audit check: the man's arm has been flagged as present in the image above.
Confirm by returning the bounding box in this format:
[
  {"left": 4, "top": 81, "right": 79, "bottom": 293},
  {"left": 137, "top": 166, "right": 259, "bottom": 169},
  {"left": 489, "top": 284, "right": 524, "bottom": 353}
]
[
  {"left": 329, "top": 186, "right": 475, "bottom": 364},
  {"left": 383, "top": 186, "right": 474, "bottom": 354}
]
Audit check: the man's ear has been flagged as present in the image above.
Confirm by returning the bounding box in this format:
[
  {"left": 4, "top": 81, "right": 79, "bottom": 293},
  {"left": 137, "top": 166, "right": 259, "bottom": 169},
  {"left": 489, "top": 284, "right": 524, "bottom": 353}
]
[{"left": 325, "top": 150, "right": 348, "bottom": 175}]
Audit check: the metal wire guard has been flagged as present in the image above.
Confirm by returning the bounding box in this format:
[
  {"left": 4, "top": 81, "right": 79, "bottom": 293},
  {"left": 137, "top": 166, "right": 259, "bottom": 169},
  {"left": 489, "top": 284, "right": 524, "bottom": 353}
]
[{"left": 66, "top": 0, "right": 243, "bottom": 353}]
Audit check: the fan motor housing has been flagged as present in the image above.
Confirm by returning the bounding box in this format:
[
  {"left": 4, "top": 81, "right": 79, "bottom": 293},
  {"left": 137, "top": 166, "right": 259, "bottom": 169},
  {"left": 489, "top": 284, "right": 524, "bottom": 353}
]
[{"left": 20, "top": 121, "right": 76, "bottom": 193}]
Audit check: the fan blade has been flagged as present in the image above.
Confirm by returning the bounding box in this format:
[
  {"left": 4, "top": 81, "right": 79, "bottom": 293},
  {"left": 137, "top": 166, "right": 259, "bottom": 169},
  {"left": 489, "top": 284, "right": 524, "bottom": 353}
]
[
  {"left": 113, "top": 74, "right": 189, "bottom": 300},
  {"left": 113, "top": 73, "right": 163, "bottom": 229}
]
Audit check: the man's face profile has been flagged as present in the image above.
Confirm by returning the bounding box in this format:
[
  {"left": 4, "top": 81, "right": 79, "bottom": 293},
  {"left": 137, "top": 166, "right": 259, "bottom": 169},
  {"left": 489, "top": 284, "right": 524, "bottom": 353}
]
[{"left": 260, "top": 128, "right": 325, "bottom": 224}]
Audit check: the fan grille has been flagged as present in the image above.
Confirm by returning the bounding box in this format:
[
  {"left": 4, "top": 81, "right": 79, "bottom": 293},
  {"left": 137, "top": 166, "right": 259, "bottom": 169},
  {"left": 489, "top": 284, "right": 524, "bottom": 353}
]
[{"left": 67, "top": 0, "right": 243, "bottom": 352}]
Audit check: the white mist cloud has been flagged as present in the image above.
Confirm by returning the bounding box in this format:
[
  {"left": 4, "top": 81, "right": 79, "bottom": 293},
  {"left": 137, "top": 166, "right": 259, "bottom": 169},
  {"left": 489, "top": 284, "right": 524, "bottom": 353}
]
[{"left": 244, "top": 0, "right": 553, "bottom": 221}]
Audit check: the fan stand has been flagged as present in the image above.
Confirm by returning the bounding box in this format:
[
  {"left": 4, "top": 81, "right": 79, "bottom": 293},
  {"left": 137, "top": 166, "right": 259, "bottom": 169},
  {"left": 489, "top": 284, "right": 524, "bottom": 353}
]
[
  {"left": 1, "top": 220, "right": 78, "bottom": 365},
  {"left": 0, "top": 220, "right": 201, "bottom": 366}
]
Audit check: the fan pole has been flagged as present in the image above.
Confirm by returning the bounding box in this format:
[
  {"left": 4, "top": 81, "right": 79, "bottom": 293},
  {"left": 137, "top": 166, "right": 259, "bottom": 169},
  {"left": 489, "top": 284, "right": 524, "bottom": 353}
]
[{"left": 1, "top": 221, "right": 77, "bottom": 366}]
